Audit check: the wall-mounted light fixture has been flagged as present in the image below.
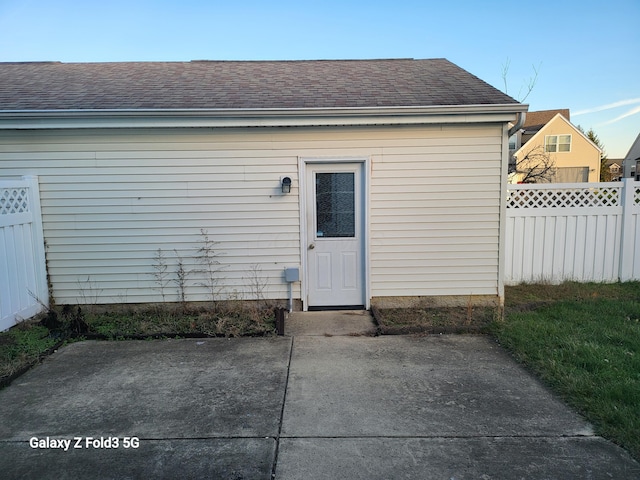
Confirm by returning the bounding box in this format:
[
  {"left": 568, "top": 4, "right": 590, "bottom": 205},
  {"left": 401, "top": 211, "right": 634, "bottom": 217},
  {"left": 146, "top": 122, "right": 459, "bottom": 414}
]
[{"left": 281, "top": 176, "right": 292, "bottom": 194}]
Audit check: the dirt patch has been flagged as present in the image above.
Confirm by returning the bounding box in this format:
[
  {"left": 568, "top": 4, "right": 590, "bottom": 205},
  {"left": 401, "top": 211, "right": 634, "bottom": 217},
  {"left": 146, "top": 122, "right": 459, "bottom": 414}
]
[{"left": 372, "top": 305, "right": 497, "bottom": 335}]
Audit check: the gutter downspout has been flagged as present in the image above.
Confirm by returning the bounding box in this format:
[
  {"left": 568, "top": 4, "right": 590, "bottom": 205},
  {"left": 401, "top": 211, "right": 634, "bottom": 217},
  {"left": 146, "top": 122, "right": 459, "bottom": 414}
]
[{"left": 508, "top": 111, "right": 526, "bottom": 137}]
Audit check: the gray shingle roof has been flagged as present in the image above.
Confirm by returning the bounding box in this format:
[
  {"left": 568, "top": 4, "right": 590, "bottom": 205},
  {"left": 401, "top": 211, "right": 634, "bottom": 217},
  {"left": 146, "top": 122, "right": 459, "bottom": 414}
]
[{"left": 0, "top": 59, "right": 518, "bottom": 111}]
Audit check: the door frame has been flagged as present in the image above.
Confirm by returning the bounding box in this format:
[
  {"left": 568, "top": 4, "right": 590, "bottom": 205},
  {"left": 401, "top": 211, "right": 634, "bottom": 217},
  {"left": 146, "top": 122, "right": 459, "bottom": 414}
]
[{"left": 298, "top": 156, "right": 371, "bottom": 311}]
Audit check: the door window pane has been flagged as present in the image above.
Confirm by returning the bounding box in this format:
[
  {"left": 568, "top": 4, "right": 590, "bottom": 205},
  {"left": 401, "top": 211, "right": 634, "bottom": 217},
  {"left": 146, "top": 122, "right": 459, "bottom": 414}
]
[{"left": 316, "top": 172, "right": 355, "bottom": 237}]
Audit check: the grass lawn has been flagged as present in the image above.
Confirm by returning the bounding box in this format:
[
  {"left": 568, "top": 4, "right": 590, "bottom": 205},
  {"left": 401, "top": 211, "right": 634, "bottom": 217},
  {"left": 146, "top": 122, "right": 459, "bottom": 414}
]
[
  {"left": 493, "top": 281, "right": 640, "bottom": 461},
  {"left": 0, "top": 324, "right": 60, "bottom": 384}
]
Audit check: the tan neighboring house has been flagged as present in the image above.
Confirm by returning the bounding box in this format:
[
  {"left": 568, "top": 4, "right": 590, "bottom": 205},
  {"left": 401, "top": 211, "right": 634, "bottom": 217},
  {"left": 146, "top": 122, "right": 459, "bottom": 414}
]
[{"left": 509, "top": 109, "right": 602, "bottom": 183}]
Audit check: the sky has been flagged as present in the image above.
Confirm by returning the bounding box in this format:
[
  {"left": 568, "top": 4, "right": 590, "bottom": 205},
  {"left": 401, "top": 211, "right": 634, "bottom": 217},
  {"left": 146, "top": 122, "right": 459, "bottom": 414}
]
[{"left": 1, "top": 0, "right": 638, "bottom": 158}]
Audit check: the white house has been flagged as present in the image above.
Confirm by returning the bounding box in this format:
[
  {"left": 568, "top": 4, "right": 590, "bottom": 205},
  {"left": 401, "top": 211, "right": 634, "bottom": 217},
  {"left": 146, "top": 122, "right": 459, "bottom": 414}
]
[{"left": 0, "top": 59, "right": 526, "bottom": 310}]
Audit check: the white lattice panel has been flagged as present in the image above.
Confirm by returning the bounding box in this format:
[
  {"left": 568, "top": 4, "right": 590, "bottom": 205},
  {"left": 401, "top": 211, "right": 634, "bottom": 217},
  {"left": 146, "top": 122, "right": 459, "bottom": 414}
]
[
  {"left": 0, "top": 187, "right": 30, "bottom": 215},
  {"left": 507, "top": 186, "right": 620, "bottom": 208}
]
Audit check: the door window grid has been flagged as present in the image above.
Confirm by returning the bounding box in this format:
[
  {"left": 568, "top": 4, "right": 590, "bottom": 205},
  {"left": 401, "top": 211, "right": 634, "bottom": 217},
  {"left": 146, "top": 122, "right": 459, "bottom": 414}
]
[{"left": 315, "top": 172, "right": 355, "bottom": 238}]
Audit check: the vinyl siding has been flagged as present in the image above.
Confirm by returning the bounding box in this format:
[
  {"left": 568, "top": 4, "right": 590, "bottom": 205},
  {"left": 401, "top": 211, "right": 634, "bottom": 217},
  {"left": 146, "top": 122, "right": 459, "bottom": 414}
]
[
  {"left": 370, "top": 125, "right": 503, "bottom": 297},
  {"left": 0, "top": 128, "right": 300, "bottom": 304},
  {"left": 0, "top": 124, "right": 504, "bottom": 304}
]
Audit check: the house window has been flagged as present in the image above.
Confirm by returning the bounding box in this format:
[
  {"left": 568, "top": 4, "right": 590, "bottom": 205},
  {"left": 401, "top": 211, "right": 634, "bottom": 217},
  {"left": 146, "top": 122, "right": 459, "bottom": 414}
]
[{"left": 545, "top": 135, "right": 571, "bottom": 152}]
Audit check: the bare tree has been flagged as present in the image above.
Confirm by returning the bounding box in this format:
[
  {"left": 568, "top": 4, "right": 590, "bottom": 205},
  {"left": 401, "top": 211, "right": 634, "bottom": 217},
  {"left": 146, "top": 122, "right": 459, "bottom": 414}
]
[
  {"left": 501, "top": 58, "right": 541, "bottom": 103},
  {"left": 511, "top": 145, "right": 556, "bottom": 183}
]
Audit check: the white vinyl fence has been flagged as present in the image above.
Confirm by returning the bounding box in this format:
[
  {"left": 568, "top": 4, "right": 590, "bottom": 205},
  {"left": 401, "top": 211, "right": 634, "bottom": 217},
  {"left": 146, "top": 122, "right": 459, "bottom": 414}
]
[
  {"left": 0, "top": 176, "right": 48, "bottom": 331},
  {"left": 505, "top": 178, "right": 640, "bottom": 284}
]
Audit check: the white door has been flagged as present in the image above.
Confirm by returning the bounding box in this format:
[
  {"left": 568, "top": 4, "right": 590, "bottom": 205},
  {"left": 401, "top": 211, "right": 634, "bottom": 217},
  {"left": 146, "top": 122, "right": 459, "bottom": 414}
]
[{"left": 306, "top": 163, "right": 365, "bottom": 308}]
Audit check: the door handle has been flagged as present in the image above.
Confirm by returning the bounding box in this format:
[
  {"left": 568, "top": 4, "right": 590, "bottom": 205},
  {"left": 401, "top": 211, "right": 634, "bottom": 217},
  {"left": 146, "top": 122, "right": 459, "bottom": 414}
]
[{"left": 308, "top": 243, "right": 315, "bottom": 250}]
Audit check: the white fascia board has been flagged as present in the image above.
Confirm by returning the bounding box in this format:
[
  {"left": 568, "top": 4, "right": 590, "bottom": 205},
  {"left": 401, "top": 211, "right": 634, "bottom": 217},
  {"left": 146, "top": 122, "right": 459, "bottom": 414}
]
[{"left": 0, "top": 104, "right": 527, "bottom": 129}]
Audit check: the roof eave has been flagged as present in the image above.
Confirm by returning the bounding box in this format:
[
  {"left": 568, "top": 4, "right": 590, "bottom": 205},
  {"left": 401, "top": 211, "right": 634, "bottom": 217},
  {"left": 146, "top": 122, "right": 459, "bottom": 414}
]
[{"left": 0, "top": 104, "right": 528, "bottom": 129}]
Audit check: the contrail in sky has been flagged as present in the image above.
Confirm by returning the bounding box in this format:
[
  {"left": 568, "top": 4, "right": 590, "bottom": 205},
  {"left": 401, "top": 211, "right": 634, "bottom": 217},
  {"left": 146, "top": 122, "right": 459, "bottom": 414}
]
[
  {"left": 573, "top": 98, "right": 640, "bottom": 116},
  {"left": 600, "top": 105, "right": 640, "bottom": 125}
]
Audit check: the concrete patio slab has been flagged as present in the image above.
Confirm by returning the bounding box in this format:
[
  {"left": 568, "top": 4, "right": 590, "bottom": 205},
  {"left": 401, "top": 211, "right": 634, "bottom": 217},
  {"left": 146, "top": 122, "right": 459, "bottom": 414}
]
[
  {"left": 276, "top": 437, "right": 639, "bottom": 480},
  {"left": 281, "top": 335, "right": 593, "bottom": 437},
  {"left": 0, "top": 337, "right": 291, "bottom": 440},
  {"left": 1, "top": 334, "right": 638, "bottom": 479},
  {"left": 0, "top": 438, "right": 275, "bottom": 480}
]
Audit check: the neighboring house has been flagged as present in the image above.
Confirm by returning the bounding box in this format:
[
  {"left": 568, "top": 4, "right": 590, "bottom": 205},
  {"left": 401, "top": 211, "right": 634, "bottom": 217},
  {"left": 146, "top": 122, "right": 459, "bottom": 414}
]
[
  {"left": 604, "top": 159, "right": 623, "bottom": 181},
  {"left": 0, "top": 59, "right": 525, "bottom": 310},
  {"left": 509, "top": 109, "right": 601, "bottom": 183},
  {"left": 623, "top": 132, "right": 640, "bottom": 180}
]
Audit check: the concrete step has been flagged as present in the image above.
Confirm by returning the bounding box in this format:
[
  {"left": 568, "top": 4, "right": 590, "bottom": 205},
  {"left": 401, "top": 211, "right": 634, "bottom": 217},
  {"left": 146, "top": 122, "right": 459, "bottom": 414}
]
[{"left": 285, "top": 310, "right": 377, "bottom": 336}]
